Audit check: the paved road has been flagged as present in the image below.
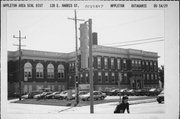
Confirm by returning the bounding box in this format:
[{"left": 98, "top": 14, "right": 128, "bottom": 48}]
[{"left": 7, "top": 99, "right": 164, "bottom": 114}]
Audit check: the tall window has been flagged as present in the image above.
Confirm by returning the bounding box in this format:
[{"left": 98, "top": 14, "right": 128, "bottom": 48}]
[
  {"left": 97, "top": 57, "right": 101, "bottom": 68},
  {"left": 123, "top": 59, "right": 127, "bottom": 69},
  {"left": 123, "top": 73, "right": 127, "bottom": 82},
  {"left": 98, "top": 72, "right": 102, "bottom": 83},
  {"left": 111, "top": 58, "right": 114, "bottom": 69},
  {"left": 117, "top": 59, "right": 121, "bottom": 69},
  {"left": 147, "top": 74, "right": 149, "bottom": 80},
  {"left": 131, "top": 59, "right": 135, "bottom": 68},
  {"left": 151, "top": 74, "right": 154, "bottom": 80},
  {"left": 80, "top": 74, "right": 83, "bottom": 83},
  {"left": 36, "top": 63, "right": 44, "bottom": 78},
  {"left": 155, "top": 74, "right": 158, "bottom": 80},
  {"left": 104, "top": 57, "right": 108, "bottom": 69},
  {"left": 72, "top": 62, "right": 75, "bottom": 71},
  {"left": 24, "top": 62, "right": 32, "bottom": 81},
  {"left": 58, "top": 64, "right": 64, "bottom": 79},
  {"left": 138, "top": 60, "right": 141, "bottom": 69},
  {"left": 154, "top": 61, "right": 157, "bottom": 71},
  {"left": 118, "top": 72, "right": 122, "bottom": 83},
  {"left": 86, "top": 73, "right": 89, "bottom": 83},
  {"left": 111, "top": 72, "right": 115, "bottom": 83},
  {"left": 47, "top": 63, "right": 54, "bottom": 78},
  {"left": 105, "top": 72, "right": 109, "bottom": 83}
]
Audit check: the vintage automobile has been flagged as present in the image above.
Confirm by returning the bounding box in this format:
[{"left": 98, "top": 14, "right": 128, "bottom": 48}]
[
  {"left": 21, "top": 91, "right": 42, "bottom": 99},
  {"left": 54, "top": 91, "right": 68, "bottom": 100},
  {"left": 108, "top": 89, "right": 120, "bottom": 96},
  {"left": 33, "top": 92, "right": 52, "bottom": 99},
  {"left": 80, "top": 91, "right": 106, "bottom": 101},
  {"left": 45, "top": 91, "right": 61, "bottom": 99},
  {"left": 147, "top": 88, "right": 161, "bottom": 96},
  {"left": 156, "top": 90, "right": 164, "bottom": 103},
  {"left": 72, "top": 91, "right": 89, "bottom": 99}
]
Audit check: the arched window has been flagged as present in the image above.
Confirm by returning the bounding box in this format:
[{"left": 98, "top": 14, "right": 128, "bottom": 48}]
[
  {"left": 58, "top": 64, "right": 64, "bottom": 79},
  {"left": 24, "top": 62, "right": 32, "bottom": 81},
  {"left": 36, "top": 63, "right": 44, "bottom": 78},
  {"left": 47, "top": 63, "right": 54, "bottom": 78}
]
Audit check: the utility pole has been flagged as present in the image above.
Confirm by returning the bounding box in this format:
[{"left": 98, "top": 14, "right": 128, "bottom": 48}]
[
  {"left": 68, "top": 10, "right": 85, "bottom": 105},
  {"left": 88, "top": 19, "right": 94, "bottom": 113},
  {"left": 13, "top": 30, "right": 26, "bottom": 101},
  {"left": 118, "top": 73, "right": 122, "bottom": 102}
]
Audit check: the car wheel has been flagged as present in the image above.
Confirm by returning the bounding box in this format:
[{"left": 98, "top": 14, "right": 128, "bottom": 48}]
[{"left": 101, "top": 97, "right": 104, "bottom": 100}]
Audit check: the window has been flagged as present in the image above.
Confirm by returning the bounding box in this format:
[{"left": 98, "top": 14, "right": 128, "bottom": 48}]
[
  {"left": 154, "top": 61, "right": 157, "bottom": 71},
  {"left": 105, "top": 72, "right": 109, "bottom": 83},
  {"left": 72, "top": 62, "right": 75, "bottom": 71},
  {"left": 36, "top": 63, "right": 44, "bottom": 78},
  {"left": 24, "top": 62, "right": 32, "bottom": 81},
  {"left": 147, "top": 74, "right": 149, "bottom": 80},
  {"left": 97, "top": 57, "right": 101, "bottom": 68},
  {"left": 58, "top": 64, "right": 65, "bottom": 79},
  {"left": 123, "top": 73, "right": 127, "bottom": 82},
  {"left": 155, "top": 74, "right": 158, "bottom": 80},
  {"left": 143, "top": 74, "right": 146, "bottom": 80},
  {"left": 123, "top": 59, "right": 127, "bottom": 69},
  {"left": 111, "top": 72, "right": 115, "bottom": 83},
  {"left": 86, "top": 73, "right": 89, "bottom": 83},
  {"left": 47, "top": 63, "right": 54, "bottom": 78},
  {"left": 118, "top": 73, "right": 122, "bottom": 83},
  {"left": 98, "top": 72, "right": 102, "bottom": 83},
  {"left": 151, "top": 74, "right": 154, "bottom": 80},
  {"left": 138, "top": 60, "right": 141, "bottom": 68},
  {"left": 80, "top": 74, "right": 83, "bottom": 83},
  {"left": 131, "top": 60, "right": 135, "bottom": 67},
  {"left": 117, "top": 59, "right": 121, "bottom": 69},
  {"left": 111, "top": 58, "right": 114, "bottom": 69},
  {"left": 104, "top": 57, "right": 108, "bottom": 69}
]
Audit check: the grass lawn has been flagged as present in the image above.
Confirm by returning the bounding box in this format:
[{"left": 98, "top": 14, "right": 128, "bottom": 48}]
[{"left": 13, "top": 96, "right": 155, "bottom": 107}]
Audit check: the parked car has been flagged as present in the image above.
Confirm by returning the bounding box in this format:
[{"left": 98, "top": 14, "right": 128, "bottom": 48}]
[
  {"left": 134, "top": 89, "right": 148, "bottom": 96},
  {"left": 80, "top": 91, "right": 106, "bottom": 101},
  {"left": 147, "top": 88, "right": 161, "bottom": 96},
  {"left": 33, "top": 92, "right": 52, "bottom": 99},
  {"left": 45, "top": 91, "right": 61, "bottom": 99},
  {"left": 109, "top": 89, "right": 120, "bottom": 96},
  {"left": 72, "top": 91, "right": 89, "bottom": 99},
  {"left": 118, "top": 88, "right": 129, "bottom": 96},
  {"left": 21, "top": 91, "right": 41, "bottom": 99},
  {"left": 54, "top": 91, "right": 68, "bottom": 100},
  {"left": 102, "top": 88, "right": 112, "bottom": 96},
  {"left": 126, "top": 89, "right": 135, "bottom": 96},
  {"left": 156, "top": 90, "right": 164, "bottom": 103}
]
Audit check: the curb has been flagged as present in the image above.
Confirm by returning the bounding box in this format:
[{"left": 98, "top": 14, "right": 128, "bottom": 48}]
[{"left": 129, "top": 99, "right": 156, "bottom": 105}]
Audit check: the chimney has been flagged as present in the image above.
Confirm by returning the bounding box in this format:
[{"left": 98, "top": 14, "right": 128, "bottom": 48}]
[{"left": 92, "top": 32, "right": 98, "bottom": 45}]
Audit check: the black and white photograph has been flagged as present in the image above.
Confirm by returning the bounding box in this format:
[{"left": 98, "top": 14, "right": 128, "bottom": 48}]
[{"left": 1, "top": 1, "right": 179, "bottom": 119}]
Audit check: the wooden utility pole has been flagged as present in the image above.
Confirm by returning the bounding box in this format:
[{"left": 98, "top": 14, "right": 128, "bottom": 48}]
[
  {"left": 68, "top": 10, "right": 85, "bottom": 105},
  {"left": 13, "top": 30, "right": 26, "bottom": 100}
]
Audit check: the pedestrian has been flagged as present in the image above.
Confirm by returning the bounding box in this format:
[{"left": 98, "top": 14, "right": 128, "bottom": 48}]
[{"left": 114, "top": 95, "right": 130, "bottom": 114}]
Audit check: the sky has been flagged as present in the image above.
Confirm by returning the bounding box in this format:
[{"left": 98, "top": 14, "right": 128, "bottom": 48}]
[{"left": 7, "top": 10, "right": 164, "bottom": 66}]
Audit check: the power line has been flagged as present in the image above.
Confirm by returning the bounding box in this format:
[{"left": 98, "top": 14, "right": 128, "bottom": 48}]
[
  {"left": 102, "top": 36, "right": 164, "bottom": 46},
  {"left": 111, "top": 39, "right": 164, "bottom": 47}
]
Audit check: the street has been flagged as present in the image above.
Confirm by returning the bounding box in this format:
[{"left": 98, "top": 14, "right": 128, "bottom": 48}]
[{"left": 7, "top": 98, "right": 164, "bottom": 114}]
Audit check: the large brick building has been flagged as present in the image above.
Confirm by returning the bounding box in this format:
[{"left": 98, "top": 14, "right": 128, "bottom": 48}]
[
  {"left": 8, "top": 46, "right": 159, "bottom": 95},
  {"left": 8, "top": 23, "right": 159, "bottom": 95}
]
